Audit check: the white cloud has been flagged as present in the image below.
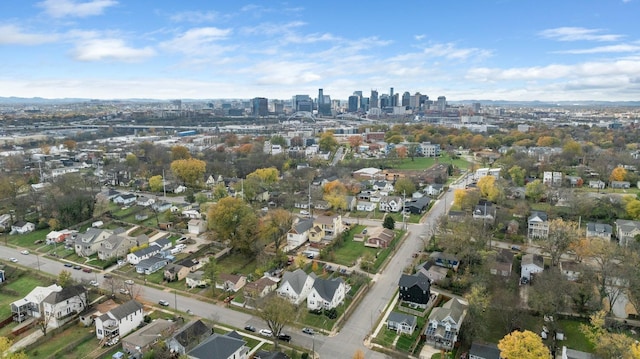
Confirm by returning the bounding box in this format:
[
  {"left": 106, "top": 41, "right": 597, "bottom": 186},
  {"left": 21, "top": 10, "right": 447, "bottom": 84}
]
[
  {"left": 160, "top": 27, "right": 233, "bottom": 56},
  {"left": 246, "top": 61, "right": 321, "bottom": 85},
  {"left": 414, "top": 34, "right": 426, "bottom": 41},
  {"left": 38, "top": 0, "right": 117, "bottom": 18},
  {"left": 169, "top": 11, "right": 222, "bottom": 23},
  {"left": 538, "top": 27, "right": 623, "bottom": 42},
  {"left": 72, "top": 38, "right": 155, "bottom": 62},
  {"left": 421, "top": 43, "right": 492, "bottom": 61},
  {"left": 556, "top": 44, "right": 640, "bottom": 54},
  {"left": 0, "top": 24, "right": 59, "bottom": 45}
]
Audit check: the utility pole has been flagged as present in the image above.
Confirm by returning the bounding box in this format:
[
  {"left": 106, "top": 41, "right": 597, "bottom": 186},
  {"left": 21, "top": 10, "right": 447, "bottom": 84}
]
[
  {"left": 403, "top": 190, "right": 407, "bottom": 230},
  {"left": 162, "top": 169, "right": 166, "bottom": 198}
]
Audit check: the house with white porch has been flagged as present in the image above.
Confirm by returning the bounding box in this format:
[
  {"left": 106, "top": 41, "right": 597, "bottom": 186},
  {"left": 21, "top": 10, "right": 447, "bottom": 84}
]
[
  {"left": 95, "top": 300, "right": 144, "bottom": 340},
  {"left": 277, "top": 269, "right": 316, "bottom": 305},
  {"left": 307, "top": 278, "right": 347, "bottom": 310}
]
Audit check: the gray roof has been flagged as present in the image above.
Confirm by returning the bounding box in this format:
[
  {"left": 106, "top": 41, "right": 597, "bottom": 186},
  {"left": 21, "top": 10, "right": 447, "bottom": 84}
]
[
  {"left": 398, "top": 273, "right": 431, "bottom": 292},
  {"left": 522, "top": 253, "right": 544, "bottom": 268},
  {"left": 154, "top": 237, "right": 172, "bottom": 248},
  {"left": 172, "top": 320, "right": 211, "bottom": 347},
  {"left": 529, "top": 211, "right": 548, "bottom": 222},
  {"left": 110, "top": 300, "right": 143, "bottom": 320},
  {"left": 136, "top": 255, "right": 168, "bottom": 269},
  {"left": 311, "top": 277, "right": 344, "bottom": 302},
  {"left": 586, "top": 222, "right": 612, "bottom": 234},
  {"left": 43, "top": 285, "right": 86, "bottom": 304},
  {"left": 254, "top": 350, "right": 290, "bottom": 359},
  {"left": 387, "top": 312, "right": 417, "bottom": 327},
  {"left": 615, "top": 219, "right": 640, "bottom": 233},
  {"left": 131, "top": 244, "right": 161, "bottom": 258},
  {"left": 187, "top": 333, "right": 246, "bottom": 359},
  {"left": 469, "top": 342, "right": 501, "bottom": 359},
  {"left": 292, "top": 218, "right": 314, "bottom": 234},
  {"left": 429, "top": 298, "right": 466, "bottom": 325},
  {"left": 123, "top": 319, "right": 175, "bottom": 348},
  {"left": 281, "top": 269, "right": 315, "bottom": 295}
]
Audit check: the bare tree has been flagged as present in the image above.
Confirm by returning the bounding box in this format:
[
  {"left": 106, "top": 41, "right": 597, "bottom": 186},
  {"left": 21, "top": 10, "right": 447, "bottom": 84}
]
[{"left": 257, "top": 296, "right": 297, "bottom": 349}]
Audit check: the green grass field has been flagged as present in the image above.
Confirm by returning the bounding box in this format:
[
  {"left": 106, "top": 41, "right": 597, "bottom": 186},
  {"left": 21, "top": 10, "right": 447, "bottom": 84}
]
[
  {"left": 6, "top": 229, "right": 49, "bottom": 249},
  {"left": 388, "top": 154, "right": 469, "bottom": 171}
]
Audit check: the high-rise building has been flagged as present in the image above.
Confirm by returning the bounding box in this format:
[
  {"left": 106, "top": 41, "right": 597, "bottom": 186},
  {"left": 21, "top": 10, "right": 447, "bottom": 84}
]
[
  {"left": 389, "top": 87, "right": 395, "bottom": 107},
  {"left": 293, "top": 95, "right": 313, "bottom": 112},
  {"left": 472, "top": 102, "right": 481, "bottom": 113},
  {"left": 437, "top": 96, "right": 447, "bottom": 112},
  {"left": 402, "top": 92, "right": 411, "bottom": 107},
  {"left": 318, "top": 88, "right": 324, "bottom": 105},
  {"left": 348, "top": 95, "right": 359, "bottom": 112},
  {"left": 251, "top": 97, "right": 268, "bottom": 116},
  {"left": 370, "top": 90, "right": 379, "bottom": 108}
]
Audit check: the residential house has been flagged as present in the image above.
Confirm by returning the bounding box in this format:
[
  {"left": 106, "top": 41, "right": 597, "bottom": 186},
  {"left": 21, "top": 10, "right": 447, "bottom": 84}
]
[
  {"left": 41, "top": 285, "right": 88, "bottom": 329},
  {"left": 312, "top": 200, "right": 330, "bottom": 210},
  {"left": 424, "top": 184, "right": 444, "bottom": 196},
  {"left": 611, "top": 181, "right": 631, "bottom": 189},
  {"left": 286, "top": 218, "right": 314, "bottom": 249},
  {"left": 528, "top": 211, "right": 550, "bottom": 241},
  {"left": 344, "top": 195, "right": 357, "bottom": 211},
  {"left": 521, "top": 253, "right": 545, "bottom": 281},
  {"left": 187, "top": 332, "right": 249, "bottom": 359},
  {"left": 429, "top": 252, "right": 460, "bottom": 271},
  {"left": 167, "top": 320, "right": 212, "bottom": 355},
  {"left": 472, "top": 202, "right": 496, "bottom": 225},
  {"left": 253, "top": 350, "right": 291, "bottom": 359},
  {"left": 152, "top": 202, "right": 172, "bottom": 212},
  {"left": 179, "top": 258, "right": 203, "bottom": 272},
  {"left": 136, "top": 196, "right": 155, "bottom": 207},
  {"left": 0, "top": 213, "right": 11, "bottom": 230},
  {"left": 186, "top": 271, "right": 207, "bottom": 288},
  {"left": 398, "top": 272, "right": 431, "bottom": 309},
  {"left": 586, "top": 222, "right": 613, "bottom": 241},
  {"left": 97, "top": 234, "right": 137, "bottom": 261},
  {"left": 135, "top": 255, "right": 169, "bottom": 275},
  {"left": 405, "top": 197, "right": 430, "bottom": 215},
  {"left": 416, "top": 262, "right": 448, "bottom": 283},
  {"left": 188, "top": 219, "right": 206, "bottom": 235},
  {"left": 615, "top": 219, "right": 640, "bottom": 246},
  {"left": 566, "top": 175, "right": 583, "bottom": 187},
  {"left": 11, "top": 221, "right": 35, "bottom": 234},
  {"left": 307, "top": 277, "right": 347, "bottom": 310},
  {"left": 11, "top": 284, "right": 63, "bottom": 323},
  {"left": 372, "top": 180, "right": 394, "bottom": 193},
  {"left": 543, "top": 171, "right": 563, "bottom": 187},
  {"left": 74, "top": 228, "right": 113, "bottom": 257},
  {"left": 182, "top": 210, "right": 202, "bottom": 219},
  {"left": 122, "top": 319, "right": 176, "bottom": 356},
  {"left": 356, "top": 201, "right": 376, "bottom": 212},
  {"left": 489, "top": 249, "right": 514, "bottom": 277},
  {"left": 164, "top": 264, "right": 190, "bottom": 282},
  {"left": 469, "top": 342, "right": 501, "bottom": 359},
  {"left": 311, "top": 215, "right": 343, "bottom": 241},
  {"left": 276, "top": 269, "right": 316, "bottom": 305},
  {"left": 424, "top": 298, "right": 467, "bottom": 350},
  {"left": 45, "top": 229, "right": 76, "bottom": 245},
  {"left": 387, "top": 312, "right": 418, "bottom": 335},
  {"left": 560, "top": 261, "right": 582, "bottom": 281},
  {"left": 95, "top": 300, "right": 144, "bottom": 340},
  {"left": 379, "top": 196, "right": 403, "bottom": 213},
  {"left": 561, "top": 346, "right": 598, "bottom": 359},
  {"left": 113, "top": 193, "right": 136, "bottom": 206},
  {"left": 216, "top": 273, "right": 247, "bottom": 293},
  {"left": 588, "top": 180, "right": 606, "bottom": 189},
  {"left": 153, "top": 237, "right": 172, "bottom": 252},
  {"left": 127, "top": 243, "right": 162, "bottom": 265},
  {"left": 364, "top": 227, "right": 395, "bottom": 248},
  {"left": 244, "top": 277, "right": 278, "bottom": 299}
]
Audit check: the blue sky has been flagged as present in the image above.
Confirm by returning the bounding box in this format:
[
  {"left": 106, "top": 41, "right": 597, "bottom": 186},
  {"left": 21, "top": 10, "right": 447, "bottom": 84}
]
[{"left": 1, "top": 0, "right": 639, "bottom": 101}]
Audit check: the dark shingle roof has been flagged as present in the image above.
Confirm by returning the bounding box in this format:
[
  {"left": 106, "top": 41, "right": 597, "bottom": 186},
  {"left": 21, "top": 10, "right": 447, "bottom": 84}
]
[
  {"left": 187, "top": 333, "right": 246, "bottom": 359},
  {"left": 172, "top": 320, "right": 211, "bottom": 347},
  {"left": 311, "top": 277, "right": 344, "bottom": 302},
  {"left": 398, "top": 273, "right": 431, "bottom": 292},
  {"left": 43, "top": 285, "right": 86, "bottom": 304},
  {"left": 110, "top": 300, "right": 143, "bottom": 320}
]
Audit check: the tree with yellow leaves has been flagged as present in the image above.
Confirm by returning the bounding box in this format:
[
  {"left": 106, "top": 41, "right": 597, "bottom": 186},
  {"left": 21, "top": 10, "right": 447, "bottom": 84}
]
[
  {"left": 498, "top": 330, "right": 549, "bottom": 359},
  {"left": 247, "top": 167, "right": 280, "bottom": 185},
  {"left": 171, "top": 158, "right": 206, "bottom": 187},
  {"left": 610, "top": 166, "right": 627, "bottom": 182},
  {"left": 0, "top": 337, "right": 28, "bottom": 359},
  {"left": 581, "top": 310, "right": 639, "bottom": 359}
]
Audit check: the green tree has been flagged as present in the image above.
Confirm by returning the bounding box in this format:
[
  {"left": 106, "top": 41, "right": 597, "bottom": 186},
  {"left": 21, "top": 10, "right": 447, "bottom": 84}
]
[
  {"left": 318, "top": 132, "right": 338, "bottom": 152},
  {"left": 57, "top": 270, "right": 73, "bottom": 287},
  {"left": 259, "top": 209, "right": 293, "bottom": 257},
  {"left": 207, "top": 197, "right": 259, "bottom": 254},
  {"left": 212, "top": 183, "right": 228, "bottom": 201},
  {"left": 581, "top": 310, "right": 639, "bottom": 359},
  {"left": 525, "top": 179, "right": 545, "bottom": 202},
  {"left": 125, "top": 153, "right": 139, "bottom": 168},
  {"left": 258, "top": 296, "right": 297, "bottom": 349},
  {"left": 202, "top": 258, "right": 218, "bottom": 297},
  {"left": 171, "top": 145, "right": 191, "bottom": 160},
  {"left": 393, "top": 177, "right": 416, "bottom": 196},
  {"left": 149, "top": 175, "right": 164, "bottom": 193},
  {"left": 383, "top": 216, "right": 396, "bottom": 230},
  {"left": 498, "top": 330, "right": 549, "bottom": 359},
  {"left": 508, "top": 165, "right": 526, "bottom": 186},
  {"left": 540, "top": 219, "right": 580, "bottom": 266},
  {"left": 171, "top": 158, "right": 206, "bottom": 187}
]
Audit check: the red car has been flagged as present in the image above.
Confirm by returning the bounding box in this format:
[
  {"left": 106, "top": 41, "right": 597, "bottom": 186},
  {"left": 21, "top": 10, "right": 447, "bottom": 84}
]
[{"left": 82, "top": 268, "right": 92, "bottom": 273}]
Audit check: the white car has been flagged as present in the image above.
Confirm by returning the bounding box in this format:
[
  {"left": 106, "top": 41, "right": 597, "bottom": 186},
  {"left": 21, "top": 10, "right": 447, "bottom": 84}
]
[
  {"left": 259, "top": 329, "right": 273, "bottom": 337},
  {"left": 124, "top": 279, "right": 134, "bottom": 285},
  {"left": 300, "top": 210, "right": 309, "bottom": 215},
  {"left": 20, "top": 250, "right": 29, "bottom": 255},
  {"left": 89, "top": 280, "right": 99, "bottom": 287},
  {"left": 9, "top": 257, "right": 18, "bottom": 263}
]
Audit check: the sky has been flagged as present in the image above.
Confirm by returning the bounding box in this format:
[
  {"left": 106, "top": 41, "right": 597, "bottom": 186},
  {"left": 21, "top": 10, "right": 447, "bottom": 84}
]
[{"left": 1, "top": 0, "right": 640, "bottom": 102}]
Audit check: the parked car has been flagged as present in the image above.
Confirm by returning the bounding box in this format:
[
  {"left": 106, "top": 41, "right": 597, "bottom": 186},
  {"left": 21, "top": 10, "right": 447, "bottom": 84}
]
[
  {"left": 244, "top": 325, "right": 256, "bottom": 332},
  {"left": 259, "top": 329, "right": 273, "bottom": 337},
  {"left": 302, "top": 327, "right": 315, "bottom": 335},
  {"left": 511, "top": 245, "right": 521, "bottom": 251},
  {"left": 20, "top": 250, "right": 29, "bottom": 255},
  {"left": 73, "top": 265, "right": 82, "bottom": 270},
  {"left": 124, "top": 279, "right": 134, "bottom": 285},
  {"left": 9, "top": 257, "right": 18, "bottom": 263},
  {"left": 277, "top": 334, "right": 291, "bottom": 342},
  {"left": 119, "top": 288, "right": 130, "bottom": 295},
  {"left": 300, "top": 210, "right": 309, "bottom": 215},
  {"left": 64, "top": 263, "right": 73, "bottom": 267},
  {"left": 82, "top": 268, "right": 92, "bottom": 273},
  {"left": 89, "top": 280, "right": 99, "bottom": 287},
  {"left": 103, "top": 273, "right": 112, "bottom": 279},
  {"left": 158, "top": 300, "right": 170, "bottom": 307}
]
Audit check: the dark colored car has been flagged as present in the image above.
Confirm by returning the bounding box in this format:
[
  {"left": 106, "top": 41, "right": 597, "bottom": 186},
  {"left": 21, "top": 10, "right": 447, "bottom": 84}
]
[
  {"left": 103, "top": 273, "right": 112, "bottom": 279},
  {"left": 82, "top": 267, "right": 92, "bottom": 273},
  {"left": 277, "top": 334, "right": 291, "bottom": 342},
  {"left": 73, "top": 265, "right": 82, "bottom": 270},
  {"left": 244, "top": 325, "right": 256, "bottom": 332},
  {"left": 63, "top": 263, "right": 73, "bottom": 267}
]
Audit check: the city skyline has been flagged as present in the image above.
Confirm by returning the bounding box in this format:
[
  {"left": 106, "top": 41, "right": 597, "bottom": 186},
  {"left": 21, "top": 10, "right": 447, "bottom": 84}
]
[{"left": 1, "top": 0, "right": 639, "bottom": 102}]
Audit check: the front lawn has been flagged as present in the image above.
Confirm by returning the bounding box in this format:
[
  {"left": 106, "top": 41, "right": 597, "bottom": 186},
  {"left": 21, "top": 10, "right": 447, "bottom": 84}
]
[
  {"left": 0, "top": 268, "right": 51, "bottom": 318},
  {"left": 25, "top": 325, "right": 94, "bottom": 358},
  {"left": 216, "top": 251, "right": 258, "bottom": 276},
  {"left": 6, "top": 229, "right": 49, "bottom": 249}
]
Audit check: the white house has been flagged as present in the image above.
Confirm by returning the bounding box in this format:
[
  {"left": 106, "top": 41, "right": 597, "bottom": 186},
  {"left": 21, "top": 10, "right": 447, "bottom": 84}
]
[
  {"left": 378, "top": 196, "right": 403, "bottom": 213},
  {"left": 186, "top": 271, "right": 207, "bottom": 288},
  {"left": 113, "top": 193, "right": 136, "bottom": 206},
  {"left": 586, "top": 222, "right": 613, "bottom": 241},
  {"left": 528, "top": 211, "right": 549, "bottom": 242},
  {"left": 127, "top": 243, "right": 162, "bottom": 265},
  {"left": 356, "top": 201, "right": 376, "bottom": 212},
  {"left": 543, "top": 171, "right": 563, "bottom": 187},
  {"left": 521, "top": 254, "right": 544, "bottom": 281},
  {"left": 286, "top": 218, "right": 314, "bottom": 249},
  {"left": 387, "top": 312, "right": 418, "bottom": 335},
  {"left": 41, "top": 285, "right": 88, "bottom": 329},
  {"left": 424, "top": 298, "right": 467, "bottom": 350},
  {"left": 277, "top": 269, "right": 316, "bottom": 305},
  {"left": 11, "top": 221, "right": 35, "bottom": 234},
  {"left": 307, "top": 278, "right": 347, "bottom": 310},
  {"left": 95, "top": 300, "right": 144, "bottom": 340},
  {"left": 46, "top": 229, "right": 76, "bottom": 245},
  {"left": 187, "top": 219, "right": 206, "bottom": 235},
  {"left": 11, "top": 284, "right": 62, "bottom": 323}
]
